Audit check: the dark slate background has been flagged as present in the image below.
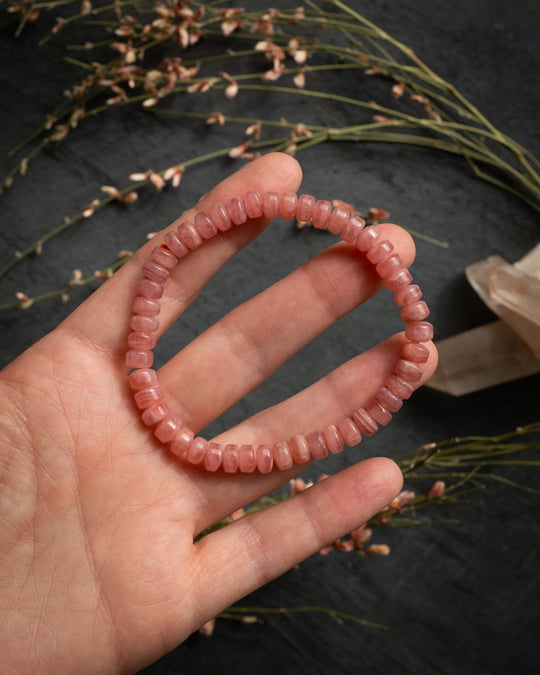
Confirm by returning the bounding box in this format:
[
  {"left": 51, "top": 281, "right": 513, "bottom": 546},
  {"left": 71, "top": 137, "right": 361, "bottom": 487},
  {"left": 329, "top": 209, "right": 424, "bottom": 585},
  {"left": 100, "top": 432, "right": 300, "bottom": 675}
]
[{"left": 1, "top": 1, "right": 539, "bottom": 673}]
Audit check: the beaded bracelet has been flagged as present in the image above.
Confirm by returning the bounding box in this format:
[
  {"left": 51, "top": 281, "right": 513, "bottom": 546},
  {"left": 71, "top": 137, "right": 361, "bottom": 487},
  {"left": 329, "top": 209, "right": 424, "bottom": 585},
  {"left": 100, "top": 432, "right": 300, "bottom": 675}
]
[{"left": 126, "top": 189, "right": 433, "bottom": 473}]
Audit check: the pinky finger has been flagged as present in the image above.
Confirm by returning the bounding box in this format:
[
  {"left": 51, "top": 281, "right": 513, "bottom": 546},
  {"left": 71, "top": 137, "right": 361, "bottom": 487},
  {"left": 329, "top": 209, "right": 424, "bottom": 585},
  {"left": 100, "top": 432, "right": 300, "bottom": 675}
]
[{"left": 192, "top": 457, "right": 402, "bottom": 624}]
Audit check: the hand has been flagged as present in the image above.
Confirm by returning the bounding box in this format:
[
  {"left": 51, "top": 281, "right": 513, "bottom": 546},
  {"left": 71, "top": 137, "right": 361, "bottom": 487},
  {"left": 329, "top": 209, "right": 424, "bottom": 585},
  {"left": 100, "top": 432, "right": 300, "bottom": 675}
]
[{"left": 0, "top": 153, "right": 437, "bottom": 674}]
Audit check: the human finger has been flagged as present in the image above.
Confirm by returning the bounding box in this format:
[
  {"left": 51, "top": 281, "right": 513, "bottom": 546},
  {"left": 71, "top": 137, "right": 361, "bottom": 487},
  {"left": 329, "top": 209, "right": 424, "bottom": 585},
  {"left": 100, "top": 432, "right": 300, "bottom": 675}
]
[
  {"left": 159, "top": 224, "right": 417, "bottom": 433},
  {"left": 191, "top": 457, "right": 403, "bottom": 629},
  {"left": 62, "top": 152, "right": 303, "bottom": 356},
  {"left": 185, "top": 334, "right": 436, "bottom": 534}
]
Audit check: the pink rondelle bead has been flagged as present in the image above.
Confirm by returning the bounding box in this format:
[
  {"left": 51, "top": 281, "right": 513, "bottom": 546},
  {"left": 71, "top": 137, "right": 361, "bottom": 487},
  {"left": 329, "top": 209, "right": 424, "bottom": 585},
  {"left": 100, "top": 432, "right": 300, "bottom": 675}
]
[
  {"left": 128, "top": 331, "right": 157, "bottom": 350},
  {"left": 136, "top": 278, "right": 163, "bottom": 299},
  {"left": 186, "top": 436, "right": 209, "bottom": 465},
  {"left": 404, "top": 320, "right": 434, "bottom": 342},
  {"left": 356, "top": 226, "right": 380, "bottom": 251},
  {"left": 238, "top": 444, "right": 257, "bottom": 473},
  {"left": 263, "top": 191, "right": 280, "bottom": 219},
  {"left": 134, "top": 386, "right": 164, "bottom": 409},
  {"left": 312, "top": 200, "right": 332, "bottom": 229},
  {"left": 256, "top": 444, "right": 274, "bottom": 474},
  {"left": 323, "top": 425, "right": 344, "bottom": 454},
  {"left": 244, "top": 191, "right": 264, "bottom": 218},
  {"left": 170, "top": 428, "right": 195, "bottom": 456},
  {"left": 226, "top": 197, "right": 247, "bottom": 225},
  {"left": 376, "top": 254, "right": 404, "bottom": 278},
  {"left": 341, "top": 215, "right": 366, "bottom": 244},
  {"left": 142, "top": 261, "right": 169, "bottom": 284},
  {"left": 385, "top": 374, "right": 414, "bottom": 400},
  {"left": 394, "top": 359, "right": 423, "bottom": 383},
  {"left": 141, "top": 403, "right": 168, "bottom": 426},
  {"left": 177, "top": 220, "right": 203, "bottom": 249},
  {"left": 337, "top": 417, "right": 362, "bottom": 447},
  {"left": 155, "top": 417, "right": 181, "bottom": 443},
  {"left": 367, "top": 239, "right": 394, "bottom": 264},
  {"left": 306, "top": 431, "right": 329, "bottom": 460},
  {"left": 194, "top": 211, "right": 218, "bottom": 239},
  {"left": 376, "top": 386, "right": 403, "bottom": 413},
  {"left": 130, "top": 314, "right": 159, "bottom": 333},
  {"left": 126, "top": 350, "right": 153, "bottom": 369},
  {"left": 401, "top": 341, "right": 430, "bottom": 364},
  {"left": 352, "top": 408, "right": 378, "bottom": 436},
  {"left": 210, "top": 202, "right": 232, "bottom": 231},
  {"left": 132, "top": 297, "right": 160, "bottom": 316},
  {"left": 164, "top": 230, "right": 189, "bottom": 258},
  {"left": 385, "top": 268, "right": 413, "bottom": 292},
  {"left": 367, "top": 402, "right": 392, "bottom": 425},
  {"left": 223, "top": 444, "right": 240, "bottom": 473},
  {"left": 128, "top": 368, "right": 158, "bottom": 390},
  {"left": 204, "top": 442, "right": 224, "bottom": 472},
  {"left": 327, "top": 206, "right": 350, "bottom": 234},
  {"left": 295, "top": 194, "right": 316, "bottom": 223},
  {"left": 273, "top": 440, "right": 294, "bottom": 470},
  {"left": 279, "top": 192, "right": 298, "bottom": 220},
  {"left": 290, "top": 435, "right": 311, "bottom": 464},
  {"left": 151, "top": 246, "right": 177, "bottom": 270},
  {"left": 394, "top": 283, "right": 422, "bottom": 307},
  {"left": 401, "top": 301, "right": 430, "bottom": 324}
]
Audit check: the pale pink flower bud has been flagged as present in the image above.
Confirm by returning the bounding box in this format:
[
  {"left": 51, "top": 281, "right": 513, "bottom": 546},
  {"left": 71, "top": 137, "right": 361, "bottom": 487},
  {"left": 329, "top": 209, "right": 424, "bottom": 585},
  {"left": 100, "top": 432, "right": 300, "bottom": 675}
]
[
  {"left": 199, "top": 619, "right": 215, "bottom": 636},
  {"left": 392, "top": 81, "right": 405, "bottom": 97},
  {"left": 293, "top": 69, "right": 306, "bottom": 89},
  {"left": 426, "top": 480, "right": 445, "bottom": 499},
  {"left": 206, "top": 111, "right": 225, "bottom": 125},
  {"left": 365, "top": 543, "right": 391, "bottom": 556}
]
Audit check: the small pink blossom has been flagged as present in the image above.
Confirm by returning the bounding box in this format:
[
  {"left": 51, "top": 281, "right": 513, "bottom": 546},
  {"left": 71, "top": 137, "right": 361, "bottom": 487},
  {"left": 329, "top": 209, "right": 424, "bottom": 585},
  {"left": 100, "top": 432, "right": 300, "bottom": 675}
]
[
  {"left": 351, "top": 526, "right": 372, "bottom": 549},
  {"left": 199, "top": 619, "right": 215, "bottom": 636},
  {"left": 392, "top": 81, "right": 405, "bottom": 98},
  {"left": 219, "top": 7, "right": 243, "bottom": 36},
  {"left": 291, "top": 123, "right": 312, "bottom": 139},
  {"left": 163, "top": 165, "right": 184, "bottom": 187},
  {"left": 263, "top": 63, "right": 284, "bottom": 81},
  {"left": 142, "top": 96, "right": 159, "bottom": 107},
  {"left": 411, "top": 94, "right": 431, "bottom": 108},
  {"left": 389, "top": 490, "right": 416, "bottom": 511},
  {"left": 245, "top": 123, "right": 261, "bottom": 139},
  {"left": 101, "top": 185, "right": 120, "bottom": 198},
  {"left": 129, "top": 170, "right": 165, "bottom": 190},
  {"left": 293, "top": 68, "right": 306, "bottom": 89},
  {"left": 220, "top": 72, "right": 238, "bottom": 99},
  {"left": 366, "top": 207, "right": 390, "bottom": 224},
  {"left": 228, "top": 141, "right": 251, "bottom": 158},
  {"left": 82, "top": 199, "right": 100, "bottom": 217},
  {"left": 206, "top": 111, "right": 225, "bottom": 126},
  {"left": 365, "top": 543, "right": 391, "bottom": 556},
  {"left": 120, "top": 191, "right": 138, "bottom": 204},
  {"left": 426, "top": 480, "right": 446, "bottom": 499},
  {"left": 15, "top": 292, "right": 33, "bottom": 309},
  {"left": 332, "top": 198, "right": 355, "bottom": 213},
  {"left": 229, "top": 508, "right": 245, "bottom": 521}
]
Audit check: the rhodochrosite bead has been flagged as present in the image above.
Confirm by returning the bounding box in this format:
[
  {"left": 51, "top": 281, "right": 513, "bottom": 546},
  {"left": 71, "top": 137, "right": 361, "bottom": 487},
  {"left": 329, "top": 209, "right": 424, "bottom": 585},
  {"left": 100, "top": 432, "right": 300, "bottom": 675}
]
[{"left": 126, "top": 188, "right": 433, "bottom": 473}]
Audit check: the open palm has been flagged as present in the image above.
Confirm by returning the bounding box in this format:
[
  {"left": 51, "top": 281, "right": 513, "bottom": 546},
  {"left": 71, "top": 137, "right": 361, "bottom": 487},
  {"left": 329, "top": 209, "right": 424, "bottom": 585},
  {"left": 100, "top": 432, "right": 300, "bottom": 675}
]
[{"left": 0, "top": 153, "right": 437, "bottom": 674}]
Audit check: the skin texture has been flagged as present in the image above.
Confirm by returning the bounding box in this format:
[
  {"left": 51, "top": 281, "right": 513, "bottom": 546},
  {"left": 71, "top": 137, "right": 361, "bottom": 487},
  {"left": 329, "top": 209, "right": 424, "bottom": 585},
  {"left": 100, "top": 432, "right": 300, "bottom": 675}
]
[{"left": 0, "top": 153, "right": 437, "bottom": 674}]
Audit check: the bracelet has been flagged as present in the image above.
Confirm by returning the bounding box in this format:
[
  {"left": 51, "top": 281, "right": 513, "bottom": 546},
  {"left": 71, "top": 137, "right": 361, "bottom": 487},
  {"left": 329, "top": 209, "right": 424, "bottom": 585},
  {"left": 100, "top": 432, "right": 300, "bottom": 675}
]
[{"left": 126, "top": 190, "right": 433, "bottom": 473}]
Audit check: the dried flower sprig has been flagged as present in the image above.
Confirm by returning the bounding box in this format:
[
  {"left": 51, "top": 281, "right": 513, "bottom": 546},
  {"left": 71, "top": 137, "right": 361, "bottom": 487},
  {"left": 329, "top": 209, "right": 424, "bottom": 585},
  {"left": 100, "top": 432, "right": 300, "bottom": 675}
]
[
  {"left": 2, "top": 0, "right": 539, "bottom": 212},
  {"left": 0, "top": 105, "right": 449, "bottom": 307},
  {"left": 215, "top": 605, "right": 390, "bottom": 632}
]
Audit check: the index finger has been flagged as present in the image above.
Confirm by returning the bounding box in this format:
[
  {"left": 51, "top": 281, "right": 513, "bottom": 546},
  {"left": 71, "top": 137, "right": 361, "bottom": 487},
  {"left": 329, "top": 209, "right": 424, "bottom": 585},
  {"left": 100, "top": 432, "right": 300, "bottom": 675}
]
[{"left": 62, "top": 153, "right": 304, "bottom": 356}]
